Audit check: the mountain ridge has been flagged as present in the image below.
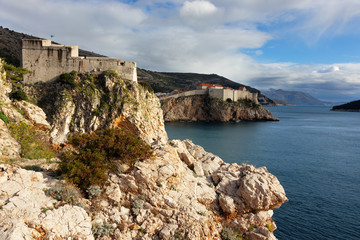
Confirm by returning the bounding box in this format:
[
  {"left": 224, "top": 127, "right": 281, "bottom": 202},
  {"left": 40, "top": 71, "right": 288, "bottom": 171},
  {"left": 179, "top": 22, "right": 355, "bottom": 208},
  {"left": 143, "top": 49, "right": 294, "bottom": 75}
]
[{"left": 262, "top": 88, "right": 332, "bottom": 106}]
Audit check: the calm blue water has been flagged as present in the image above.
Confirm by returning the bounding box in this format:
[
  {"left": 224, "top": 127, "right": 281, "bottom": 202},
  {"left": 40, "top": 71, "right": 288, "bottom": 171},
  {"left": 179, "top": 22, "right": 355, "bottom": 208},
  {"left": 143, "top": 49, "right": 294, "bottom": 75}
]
[{"left": 165, "top": 106, "right": 360, "bottom": 240}]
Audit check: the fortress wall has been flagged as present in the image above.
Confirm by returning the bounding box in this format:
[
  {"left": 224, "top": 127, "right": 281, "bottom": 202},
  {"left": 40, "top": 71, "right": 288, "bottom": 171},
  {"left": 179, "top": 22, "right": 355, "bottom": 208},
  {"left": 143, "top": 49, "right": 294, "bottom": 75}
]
[
  {"left": 66, "top": 57, "right": 137, "bottom": 82},
  {"left": 209, "top": 88, "right": 224, "bottom": 100},
  {"left": 21, "top": 39, "right": 137, "bottom": 84},
  {"left": 222, "top": 89, "right": 235, "bottom": 101},
  {"left": 160, "top": 87, "right": 259, "bottom": 104},
  {"left": 160, "top": 89, "right": 207, "bottom": 100},
  {"left": 236, "top": 91, "right": 259, "bottom": 104},
  {"left": 252, "top": 92, "right": 259, "bottom": 104}
]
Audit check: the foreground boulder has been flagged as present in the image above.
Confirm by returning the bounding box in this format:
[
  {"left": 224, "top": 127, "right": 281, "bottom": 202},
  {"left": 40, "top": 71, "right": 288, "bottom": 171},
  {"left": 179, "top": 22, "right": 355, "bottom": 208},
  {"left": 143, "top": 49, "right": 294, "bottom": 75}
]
[{"left": 0, "top": 165, "right": 94, "bottom": 240}]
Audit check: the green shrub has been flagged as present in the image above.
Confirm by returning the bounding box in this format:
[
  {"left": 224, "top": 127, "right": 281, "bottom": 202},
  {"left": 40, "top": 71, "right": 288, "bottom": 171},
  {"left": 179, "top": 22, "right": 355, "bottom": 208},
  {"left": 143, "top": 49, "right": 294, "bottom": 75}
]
[
  {"left": 221, "top": 227, "right": 242, "bottom": 240},
  {"left": 173, "top": 231, "right": 183, "bottom": 239},
  {"left": 104, "top": 70, "right": 118, "bottom": 78},
  {"left": 23, "top": 165, "right": 44, "bottom": 172},
  {"left": 9, "top": 89, "right": 28, "bottom": 101},
  {"left": 60, "top": 128, "right": 152, "bottom": 191},
  {"left": 139, "top": 81, "right": 154, "bottom": 93},
  {"left": 226, "top": 98, "right": 232, "bottom": 103},
  {"left": 238, "top": 99, "right": 259, "bottom": 109},
  {"left": 265, "top": 223, "right": 274, "bottom": 232},
  {"left": 45, "top": 182, "right": 82, "bottom": 206},
  {"left": 3, "top": 62, "right": 31, "bottom": 84},
  {"left": 86, "top": 185, "right": 102, "bottom": 199},
  {"left": 92, "top": 223, "right": 113, "bottom": 238},
  {"left": 0, "top": 111, "right": 10, "bottom": 124},
  {"left": 8, "top": 122, "right": 56, "bottom": 160},
  {"left": 131, "top": 198, "right": 144, "bottom": 216},
  {"left": 58, "top": 71, "right": 78, "bottom": 88}
]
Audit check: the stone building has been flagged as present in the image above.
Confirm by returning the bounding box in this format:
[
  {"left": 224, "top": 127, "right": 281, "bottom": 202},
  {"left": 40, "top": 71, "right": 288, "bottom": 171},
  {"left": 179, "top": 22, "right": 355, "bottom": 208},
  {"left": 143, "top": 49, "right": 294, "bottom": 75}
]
[
  {"left": 21, "top": 39, "right": 137, "bottom": 84},
  {"left": 197, "top": 83, "right": 258, "bottom": 104}
]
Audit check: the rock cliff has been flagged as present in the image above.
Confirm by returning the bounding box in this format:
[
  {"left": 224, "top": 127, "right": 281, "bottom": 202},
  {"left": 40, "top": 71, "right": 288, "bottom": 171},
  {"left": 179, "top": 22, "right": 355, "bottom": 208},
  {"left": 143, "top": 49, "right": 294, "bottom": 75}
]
[
  {"left": 24, "top": 72, "right": 167, "bottom": 145},
  {"left": 161, "top": 95, "right": 279, "bottom": 122},
  {"left": 0, "top": 61, "right": 287, "bottom": 239}
]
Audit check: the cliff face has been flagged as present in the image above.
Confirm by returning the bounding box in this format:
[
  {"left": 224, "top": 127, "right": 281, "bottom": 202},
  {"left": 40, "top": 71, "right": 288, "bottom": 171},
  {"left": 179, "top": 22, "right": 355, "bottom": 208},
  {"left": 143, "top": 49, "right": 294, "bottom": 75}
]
[
  {"left": 0, "top": 61, "right": 287, "bottom": 240},
  {"left": 161, "top": 95, "right": 279, "bottom": 122},
  {"left": 24, "top": 72, "right": 167, "bottom": 145}
]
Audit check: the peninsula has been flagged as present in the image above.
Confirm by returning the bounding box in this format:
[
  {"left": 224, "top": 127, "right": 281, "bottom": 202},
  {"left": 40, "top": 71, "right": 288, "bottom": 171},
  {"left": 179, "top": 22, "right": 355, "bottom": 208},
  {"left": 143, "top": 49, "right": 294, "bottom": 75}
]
[{"left": 160, "top": 84, "right": 279, "bottom": 122}]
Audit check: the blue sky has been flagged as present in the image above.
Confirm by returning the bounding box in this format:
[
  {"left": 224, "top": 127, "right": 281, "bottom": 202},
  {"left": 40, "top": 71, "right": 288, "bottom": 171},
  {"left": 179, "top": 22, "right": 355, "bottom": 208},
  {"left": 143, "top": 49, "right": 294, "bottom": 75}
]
[{"left": 1, "top": 0, "right": 360, "bottom": 102}]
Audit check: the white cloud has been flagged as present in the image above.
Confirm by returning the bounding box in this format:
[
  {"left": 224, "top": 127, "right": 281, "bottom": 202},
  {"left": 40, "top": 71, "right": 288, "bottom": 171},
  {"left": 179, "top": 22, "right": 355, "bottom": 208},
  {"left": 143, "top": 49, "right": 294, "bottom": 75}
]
[
  {"left": 179, "top": 1, "right": 222, "bottom": 28},
  {"left": 316, "top": 66, "right": 340, "bottom": 73},
  {"left": 180, "top": 1, "right": 218, "bottom": 17},
  {"left": 247, "top": 63, "right": 360, "bottom": 101}
]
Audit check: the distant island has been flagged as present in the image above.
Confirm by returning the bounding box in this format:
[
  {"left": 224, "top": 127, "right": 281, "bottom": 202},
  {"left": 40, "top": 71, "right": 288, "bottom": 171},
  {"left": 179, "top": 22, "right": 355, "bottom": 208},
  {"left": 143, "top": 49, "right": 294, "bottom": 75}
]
[{"left": 331, "top": 100, "right": 360, "bottom": 112}]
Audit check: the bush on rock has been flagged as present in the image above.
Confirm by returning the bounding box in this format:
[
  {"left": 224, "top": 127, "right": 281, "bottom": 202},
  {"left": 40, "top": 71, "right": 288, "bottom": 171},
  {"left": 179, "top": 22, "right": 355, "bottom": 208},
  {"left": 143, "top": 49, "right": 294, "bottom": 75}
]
[{"left": 60, "top": 128, "right": 152, "bottom": 191}]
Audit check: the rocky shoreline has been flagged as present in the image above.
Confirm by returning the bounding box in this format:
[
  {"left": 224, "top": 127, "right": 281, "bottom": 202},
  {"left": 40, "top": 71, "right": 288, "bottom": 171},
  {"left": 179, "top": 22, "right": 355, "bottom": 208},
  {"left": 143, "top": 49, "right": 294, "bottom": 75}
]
[
  {"left": 0, "top": 60, "right": 287, "bottom": 239},
  {"left": 161, "top": 95, "right": 279, "bottom": 122}
]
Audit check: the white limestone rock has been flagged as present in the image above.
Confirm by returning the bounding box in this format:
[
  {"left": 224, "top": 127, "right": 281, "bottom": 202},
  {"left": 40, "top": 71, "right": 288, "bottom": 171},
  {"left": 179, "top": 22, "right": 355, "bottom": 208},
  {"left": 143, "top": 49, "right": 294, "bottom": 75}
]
[
  {"left": 0, "top": 165, "right": 93, "bottom": 240},
  {"left": 219, "top": 193, "right": 236, "bottom": 214},
  {"left": 50, "top": 98, "right": 76, "bottom": 144},
  {"left": 213, "top": 164, "right": 288, "bottom": 213},
  {"left": 0, "top": 103, "right": 27, "bottom": 123},
  {"left": 13, "top": 101, "right": 50, "bottom": 130},
  {"left": 39, "top": 205, "right": 93, "bottom": 240},
  {"left": 237, "top": 166, "right": 288, "bottom": 210},
  {"left": 0, "top": 120, "right": 21, "bottom": 159},
  {"left": 159, "top": 224, "right": 178, "bottom": 240},
  {"left": 0, "top": 61, "right": 11, "bottom": 103},
  {"left": 105, "top": 181, "right": 122, "bottom": 203},
  {"left": 193, "top": 161, "right": 204, "bottom": 176}
]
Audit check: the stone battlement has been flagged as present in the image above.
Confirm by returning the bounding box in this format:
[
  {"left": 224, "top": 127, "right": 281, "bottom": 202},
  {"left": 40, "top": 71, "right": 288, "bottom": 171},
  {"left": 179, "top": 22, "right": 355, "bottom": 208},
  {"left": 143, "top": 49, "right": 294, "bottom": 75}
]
[
  {"left": 160, "top": 84, "right": 258, "bottom": 104},
  {"left": 21, "top": 39, "right": 137, "bottom": 84}
]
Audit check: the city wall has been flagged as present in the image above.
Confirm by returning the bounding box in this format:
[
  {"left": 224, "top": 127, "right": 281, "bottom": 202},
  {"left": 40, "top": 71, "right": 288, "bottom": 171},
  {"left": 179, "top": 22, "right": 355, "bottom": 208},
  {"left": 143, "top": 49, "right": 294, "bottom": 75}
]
[
  {"left": 160, "top": 89, "right": 207, "bottom": 100},
  {"left": 209, "top": 88, "right": 258, "bottom": 104},
  {"left": 21, "top": 39, "right": 137, "bottom": 84},
  {"left": 160, "top": 88, "right": 258, "bottom": 104}
]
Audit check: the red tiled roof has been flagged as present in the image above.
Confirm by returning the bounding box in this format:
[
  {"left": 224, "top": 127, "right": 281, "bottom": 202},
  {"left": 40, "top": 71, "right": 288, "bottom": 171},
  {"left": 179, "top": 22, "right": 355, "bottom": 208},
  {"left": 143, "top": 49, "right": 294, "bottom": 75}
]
[
  {"left": 224, "top": 87, "right": 234, "bottom": 90},
  {"left": 199, "top": 83, "right": 224, "bottom": 88},
  {"left": 199, "top": 83, "right": 213, "bottom": 87},
  {"left": 239, "top": 86, "right": 245, "bottom": 90}
]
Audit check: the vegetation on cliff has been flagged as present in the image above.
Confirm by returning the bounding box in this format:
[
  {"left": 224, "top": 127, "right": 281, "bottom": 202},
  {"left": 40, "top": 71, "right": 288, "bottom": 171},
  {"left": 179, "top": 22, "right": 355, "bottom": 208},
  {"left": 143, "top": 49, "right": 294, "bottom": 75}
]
[
  {"left": 8, "top": 121, "right": 56, "bottom": 160},
  {"left": 60, "top": 128, "right": 152, "bottom": 191},
  {"left": 23, "top": 69, "right": 167, "bottom": 145}
]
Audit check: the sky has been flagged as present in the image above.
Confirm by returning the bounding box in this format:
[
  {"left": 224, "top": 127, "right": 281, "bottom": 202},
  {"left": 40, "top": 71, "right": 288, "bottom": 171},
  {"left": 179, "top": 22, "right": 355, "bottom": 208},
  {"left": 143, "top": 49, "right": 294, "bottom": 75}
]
[{"left": 1, "top": 0, "right": 360, "bottom": 102}]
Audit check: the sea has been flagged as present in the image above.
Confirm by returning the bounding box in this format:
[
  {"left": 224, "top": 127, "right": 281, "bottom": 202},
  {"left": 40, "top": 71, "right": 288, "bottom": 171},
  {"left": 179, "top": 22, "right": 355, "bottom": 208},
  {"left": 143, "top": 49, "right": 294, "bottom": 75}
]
[{"left": 165, "top": 106, "right": 360, "bottom": 240}]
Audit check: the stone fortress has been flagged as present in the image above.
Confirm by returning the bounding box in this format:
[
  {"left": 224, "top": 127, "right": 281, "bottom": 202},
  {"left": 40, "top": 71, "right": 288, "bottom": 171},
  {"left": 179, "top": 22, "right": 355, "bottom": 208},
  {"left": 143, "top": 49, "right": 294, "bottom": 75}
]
[
  {"left": 159, "top": 83, "right": 258, "bottom": 104},
  {"left": 21, "top": 39, "right": 137, "bottom": 84}
]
